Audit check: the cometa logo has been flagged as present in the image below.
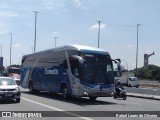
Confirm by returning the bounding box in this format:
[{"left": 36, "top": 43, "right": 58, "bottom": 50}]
[{"left": 45, "top": 68, "right": 58, "bottom": 75}]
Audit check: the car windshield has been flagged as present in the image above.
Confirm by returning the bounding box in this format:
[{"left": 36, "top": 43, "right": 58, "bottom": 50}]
[
  {"left": 0, "top": 78, "right": 16, "bottom": 85},
  {"left": 81, "top": 53, "right": 114, "bottom": 84},
  {"left": 132, "top": 78, "right": 139, "bottom": 81}
]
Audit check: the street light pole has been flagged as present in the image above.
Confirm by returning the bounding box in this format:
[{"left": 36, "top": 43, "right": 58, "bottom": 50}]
[
  {"left": 121, "top": 60, "right": 128, "bottom": 71},
  {"left": 97, "top": 21, "right": 102, "bottom": 48},
  {"left": 33, "top": 11, "right": 39, "bottom": 53},
  {"left": 136, "top": 24, "right": 140, "bottom": 76},
  {"left": 9, "top": 33, "right": 12, "bottom": 66},
  {"left": 0, "top": 45, "right": 2, "bottom": 57},
  {"left": 54, "top": 37, "right": 57, "bottom": 48}
]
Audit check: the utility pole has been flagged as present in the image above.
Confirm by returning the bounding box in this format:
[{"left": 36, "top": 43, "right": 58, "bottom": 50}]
[
  {"left": 135, "top": 24, "right": 140, "bottom": 76},
  {"left": 97, "top": 21, "right": 102, "bottom": 48},
  {"left": 33, "top": 11, "right": 39, "bottom": 53},
  {"left": 54, "top": 37, "right": 57, "bottom": 48},
  {"left": 0, "top": 45, "right": 2, "bottom": 57},
  {"left": 9, "top": 33, "right": 12, "bottom": 66}
]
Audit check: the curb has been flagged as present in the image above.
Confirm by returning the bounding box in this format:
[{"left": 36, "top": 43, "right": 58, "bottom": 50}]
[{"left": 127, "top": 93, "right": 160, "bottom": 100}]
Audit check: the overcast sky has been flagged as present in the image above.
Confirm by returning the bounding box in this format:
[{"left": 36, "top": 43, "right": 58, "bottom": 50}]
[{"left": 0, "top": 0, "right": 160, "bottom": 69}]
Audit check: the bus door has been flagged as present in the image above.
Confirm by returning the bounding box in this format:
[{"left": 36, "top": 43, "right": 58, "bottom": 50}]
[
  {"left": 69, "top": 57, "right": 81, "bottom": 95},
  {"left": 21, "top": 68, "right": 30, "bottom": 88}
]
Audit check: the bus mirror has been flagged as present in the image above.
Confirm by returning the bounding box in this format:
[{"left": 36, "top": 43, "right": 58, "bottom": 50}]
[
  {"left": 72, "top": 55, "right": 83, "bottom": 64},
  {"left": 115, "top": 59, "right": 121, "bottom": 63},
  {"left": 112, "top": 59, "right": 121, "bottom": 71}
]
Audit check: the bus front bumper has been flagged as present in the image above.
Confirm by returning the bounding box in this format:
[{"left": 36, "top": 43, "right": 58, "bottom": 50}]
[{"left": 79, "top": 87, "right": 114, "bottom": 97}]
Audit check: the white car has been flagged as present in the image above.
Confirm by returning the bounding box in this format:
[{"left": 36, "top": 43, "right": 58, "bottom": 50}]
[
  {"left": 0, "top": 77, "right": 21, "bottom": 103},
  {"left": 128, "top": 77, "right": 140, "bottom": 87}
]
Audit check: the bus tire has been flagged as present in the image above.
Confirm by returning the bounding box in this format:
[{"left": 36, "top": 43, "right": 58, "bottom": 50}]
[
  {"left": 61, "top": 85, "right": 70, "bottom": 99},
  {"left": 29, "top": 82, "right": 33, "bottom": 93},
  {"left": 89, "top": 97, "right": 97, "bottom": 101},
  {"left": 29, "top": 82, "right": 37, "bottom": 93}
]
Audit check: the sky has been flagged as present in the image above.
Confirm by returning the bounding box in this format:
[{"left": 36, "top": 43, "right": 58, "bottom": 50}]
[{"left": 0, "top": 0, "right": 160, "bottom": 70}]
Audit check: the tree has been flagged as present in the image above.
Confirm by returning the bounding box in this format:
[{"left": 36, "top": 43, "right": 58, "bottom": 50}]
[{"left": 133, "top": 64, "right": 160, "bottom": 80}]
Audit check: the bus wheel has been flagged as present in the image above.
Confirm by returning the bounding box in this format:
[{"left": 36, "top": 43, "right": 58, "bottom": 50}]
[
  {"left": 89, "top": 97, "right": 97, "bottom": 101},
  {"left": 29, "top": 82, "right": 33, "bottom": 93},
  {"left": 61, "top": 86, "right": 70, "bottom": 99}
]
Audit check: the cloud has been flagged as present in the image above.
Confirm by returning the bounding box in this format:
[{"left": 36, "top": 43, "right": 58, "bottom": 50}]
[
  {"left": 144, "top": 50, "right": 154, "bottom": 54},
  {"left": 0, "top": 11, "right": 18, "bottom": 17},
  {"left": 127, "top": 44, "right": 133, "bottom": 48},
  {"left": 51, "top": 31, "right": 59, "bottom": 36},
  {"left": 111, "top": 44, "right": 116, "bottom": 48},
  {"left": 13, "top": 43, "right": 22, "bottom": 48},
  {"left": 0, "top": 23, "right": 9, "bottom": 35},
  {"left": 74, "top": 0, "right": 82, "bottom": 6},
  {"left": 90, "top": 23, "right": 106, "bottom": 29}
]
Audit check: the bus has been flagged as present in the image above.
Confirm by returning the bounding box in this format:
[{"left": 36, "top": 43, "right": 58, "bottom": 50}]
[
  {"left": 20, "top": 45, "right": 121, "bottom": 100},
  {"left": 7, "top": 66, "right": 21, "bottom": 85},
  {"left": 7, "top": 67, "right": 21, "bottom": 75}
]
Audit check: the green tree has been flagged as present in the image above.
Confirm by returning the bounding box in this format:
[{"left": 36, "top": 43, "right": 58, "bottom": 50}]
[{"left": 134, "top": 64, "right": 160, "bottom": 80}]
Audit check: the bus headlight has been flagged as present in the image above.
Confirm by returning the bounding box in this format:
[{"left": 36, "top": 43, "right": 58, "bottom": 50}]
[{"left": 83, "top": 91, "right": 88, "bottom": 95}]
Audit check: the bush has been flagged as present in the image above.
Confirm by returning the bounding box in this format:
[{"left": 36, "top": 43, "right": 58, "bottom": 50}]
[{"left": 134, "top": 64, "right": 160, "bottom": 80}]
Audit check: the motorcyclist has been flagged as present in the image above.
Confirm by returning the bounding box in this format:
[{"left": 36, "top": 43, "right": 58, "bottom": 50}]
[{"left": 115, "top": 80, "right": 122, "bottom": 95}]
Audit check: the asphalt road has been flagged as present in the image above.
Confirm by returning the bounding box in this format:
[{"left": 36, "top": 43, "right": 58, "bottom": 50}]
[{"left": 0, "top": 88, "right": 160, "bottom": 120}]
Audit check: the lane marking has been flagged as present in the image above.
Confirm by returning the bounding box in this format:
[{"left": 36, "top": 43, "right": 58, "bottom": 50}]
[{"left": 22, "top": 97, "right": 93, "bottom": 120}]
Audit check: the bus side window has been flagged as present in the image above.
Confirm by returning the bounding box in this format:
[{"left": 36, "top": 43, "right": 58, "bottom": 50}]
[{"left": 60, "top": 60, "right": 68, "bottom": 69}]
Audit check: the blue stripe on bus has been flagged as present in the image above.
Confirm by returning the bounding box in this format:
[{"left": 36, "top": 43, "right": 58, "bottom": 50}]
[
  {"left": 80, "top": 49, "right": 109, "bottom": 55},
  {"left": 21, "top": 66, "right": 73, "bottom": 95}
]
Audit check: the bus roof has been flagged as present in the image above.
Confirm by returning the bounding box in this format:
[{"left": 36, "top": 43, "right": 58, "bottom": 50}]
[
  {"left": 8, "top": 67, "right": 20, "bottom": 69},
  {"left": 23, "top": 44, "right": 110, "bottom": 57}
]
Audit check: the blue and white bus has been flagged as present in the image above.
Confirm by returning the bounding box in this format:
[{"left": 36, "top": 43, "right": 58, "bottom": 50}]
[{"left": 21, "top": 45, "right": 121, "bottom": 100}]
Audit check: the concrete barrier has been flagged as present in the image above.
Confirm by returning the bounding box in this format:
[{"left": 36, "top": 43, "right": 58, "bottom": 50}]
[{"left": 140, "top": 83, "right": 160, "bottom": 88}]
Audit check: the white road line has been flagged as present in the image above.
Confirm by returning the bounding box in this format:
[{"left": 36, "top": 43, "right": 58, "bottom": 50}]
[{"left": 22, "top": 97, "right": 93, "bottom": 120}]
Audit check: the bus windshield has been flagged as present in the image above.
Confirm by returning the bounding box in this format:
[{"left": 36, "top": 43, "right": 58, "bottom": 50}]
[{"left": 81, "top": 53, "right": 114, "bottom": 84}]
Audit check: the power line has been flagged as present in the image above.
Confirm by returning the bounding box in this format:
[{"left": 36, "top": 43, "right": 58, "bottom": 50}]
[
  {"left": 106, "top": 24, "right": 135, "bottom": 27},
  {"left": 106, "top": 22, "right": 160, "bottom": 27},
  {"left": 140, "top": 23, "right": 160, "bottom": 26},
  {"left": 40, "top": 3, "right": 74, "bottom": 15}
]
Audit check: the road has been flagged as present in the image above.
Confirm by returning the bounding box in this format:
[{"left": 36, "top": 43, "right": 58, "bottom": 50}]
[{"left": 0, "top": 88, "right": 160, "bottom": 120}]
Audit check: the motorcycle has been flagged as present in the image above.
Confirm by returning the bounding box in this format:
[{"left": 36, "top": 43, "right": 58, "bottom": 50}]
[{"left": 114, "top": 85, "right": 127, "bottom": 100}]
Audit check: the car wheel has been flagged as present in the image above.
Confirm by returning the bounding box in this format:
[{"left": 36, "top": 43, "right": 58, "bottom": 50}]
[
  {"left": 114, "top": 94, "right": 117, "bottom": 99},
  {"left": 16, "top": 98, "right": 20, "bottom": 103},
  {"left": 89, "top": 97, "right": 97, "bottom": 101}
]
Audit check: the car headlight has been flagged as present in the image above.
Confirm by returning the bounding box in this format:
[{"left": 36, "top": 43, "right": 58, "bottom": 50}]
[{"left": 15, "top": 87, "right": 20, "bottom": 91}]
